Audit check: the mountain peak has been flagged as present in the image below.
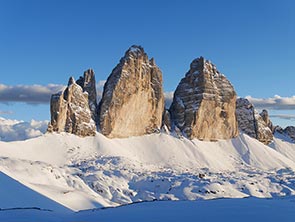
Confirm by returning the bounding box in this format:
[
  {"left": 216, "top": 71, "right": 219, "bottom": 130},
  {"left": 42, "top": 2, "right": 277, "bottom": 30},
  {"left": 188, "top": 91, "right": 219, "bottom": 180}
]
[
  {"left": 124, "top": 45, "right": 146, "bottom": 58},
  {"left": 68, "top": 76, "right": 75, "bottom": 86}
]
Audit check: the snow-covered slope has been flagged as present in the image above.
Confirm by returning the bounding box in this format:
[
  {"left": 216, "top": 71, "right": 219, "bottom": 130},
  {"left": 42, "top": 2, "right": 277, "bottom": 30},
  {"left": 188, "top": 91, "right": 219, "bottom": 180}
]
[
  {"left": 1, "top": 132, "right": 295, "bottom": 211},
  {"left": 1, "top": 197, "right": 295, "bottom": 222},
  {"left": 0, "top": 172, "right": 70, "bottom": 212}
]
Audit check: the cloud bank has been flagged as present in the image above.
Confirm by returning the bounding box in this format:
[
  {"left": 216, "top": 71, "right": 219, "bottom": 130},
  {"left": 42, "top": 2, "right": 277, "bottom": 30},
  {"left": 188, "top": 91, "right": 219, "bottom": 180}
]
[
  {"left": 269, "top": 114, "right": 295, "bottom": 120},
  {"left": 0, "top": 84, "right": 65, "bottom": 104},
  {"left": 1, "top": 83, "right": 295, "bottom": 113},
  {"left": 0, "top": 117, "right": 49, "bottom": 142},
  {"left": 246, "top": 95, "right": 295, "bottom": 110}
]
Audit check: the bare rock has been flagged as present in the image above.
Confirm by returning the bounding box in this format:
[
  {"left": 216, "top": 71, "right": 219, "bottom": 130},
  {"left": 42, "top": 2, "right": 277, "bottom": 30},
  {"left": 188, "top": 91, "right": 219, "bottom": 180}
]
[
  {"left": 162, "top": 109, "right": 172, "bottom": 132},
  {"left": 236, "top": 98, "right": 273, "bottom": 144},
  {"left": 98, "top": 45, "right": 164, "bottom": 138},
  {"left": 48, "top": 75, "right": 96, "bottom": 137},
  {"left": 76, "top": 69, "right": 98, "bottom": 122},
  {"left": 284, "top": 126, "right": 295, "bottom": 141},
  {"left": 169, "top": 57, "right": 238, "bottom": 140},
  {"left": 260, "top": 109, "right": 275, "bottom": 133}
]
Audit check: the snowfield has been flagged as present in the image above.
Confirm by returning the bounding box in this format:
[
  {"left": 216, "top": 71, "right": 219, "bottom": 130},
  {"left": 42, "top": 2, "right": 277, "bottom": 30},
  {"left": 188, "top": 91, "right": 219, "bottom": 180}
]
[
  {"left": 1, "top": 197, "right": 295, "bottom": 222},
  {"left": 1, "top": 131, "right": 295, "bottom": 212}
]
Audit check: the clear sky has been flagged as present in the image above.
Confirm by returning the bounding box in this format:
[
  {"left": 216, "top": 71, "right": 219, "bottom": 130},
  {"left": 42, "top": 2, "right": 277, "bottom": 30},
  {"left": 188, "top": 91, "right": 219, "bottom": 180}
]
[{"left": 0, "top": 0, "right": 294, "bottom": 127}]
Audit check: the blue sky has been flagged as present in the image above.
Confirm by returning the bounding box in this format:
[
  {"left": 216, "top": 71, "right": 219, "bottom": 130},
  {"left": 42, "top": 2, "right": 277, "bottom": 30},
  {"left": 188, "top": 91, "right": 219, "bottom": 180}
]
[{"left": 0, "top": 0, "right": 294, "bottom": 127}]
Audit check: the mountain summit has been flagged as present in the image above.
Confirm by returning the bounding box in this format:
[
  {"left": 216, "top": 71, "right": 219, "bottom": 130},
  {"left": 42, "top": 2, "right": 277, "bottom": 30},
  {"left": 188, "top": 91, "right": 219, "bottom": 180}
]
[
  {"left": 169, "top": 57, "right": 238, "bottom": 140},
  {"left": 48, "top": 70, "right": 97, "bottom": 136},
  {"left": 98, "top": 45, "right": 164, "bottom": 138}
]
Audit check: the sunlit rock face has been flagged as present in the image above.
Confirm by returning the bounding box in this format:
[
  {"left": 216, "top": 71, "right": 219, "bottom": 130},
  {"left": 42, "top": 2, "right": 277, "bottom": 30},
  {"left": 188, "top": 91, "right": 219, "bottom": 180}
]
[
  {"left": 170, "top": 57, "right": 238, "bottom": 140},
  {"left": 98, "top": 45, "right": 164, "bottom": 138},
  {"left": 76, "top": 69, "right": 98, "bottom": 122},
  {"left": 48, "top": 74, "right": 96, "bottom": 137}
]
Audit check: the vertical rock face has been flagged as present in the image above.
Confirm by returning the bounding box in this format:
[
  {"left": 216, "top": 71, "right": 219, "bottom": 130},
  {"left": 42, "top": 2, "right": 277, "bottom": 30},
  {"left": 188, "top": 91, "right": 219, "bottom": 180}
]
[
  {"left": 76, "top": 69, "right": 98, "bottom": 122},
  {"left": 236, "top": 98, "right": 273, "bottom": 144},
  {"left": 98, "top": 45, "right": 164, "bottom": 138},
  {"left": 48, "top": 74, "right": 96, "bottom": 137},
  {"left": 260, "top": 109, "right": 274, "bottom": 133},
  {"left": 169, "top": 57, "right": 238, "bottom": 140}
]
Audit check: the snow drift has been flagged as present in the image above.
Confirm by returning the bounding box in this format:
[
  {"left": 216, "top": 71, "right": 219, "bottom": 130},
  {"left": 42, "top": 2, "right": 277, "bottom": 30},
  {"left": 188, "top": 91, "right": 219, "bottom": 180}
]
[{"left": 1, "top": 131, "right": 295, "bottom": 211}]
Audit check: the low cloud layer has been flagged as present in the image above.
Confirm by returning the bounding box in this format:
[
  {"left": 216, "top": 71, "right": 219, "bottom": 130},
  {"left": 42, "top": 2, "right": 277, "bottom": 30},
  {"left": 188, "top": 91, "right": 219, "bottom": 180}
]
[
  {"left": 269, "top": 114, "right": 295, "bottom": 120},
  {"left": 0, "top": 117, "right": 48, "bottom": 141},
  {"left": 0, "top": 110, "right": 13, "bottom": 115},
  {"left": 1, "top": 83, "right": 295, "bottom": 113},
  {"left": 0, "top": 84, "right": 65, "bottom": 104},
  {"left": 246, "top": 95, "right": 295, "bottom": 110}
]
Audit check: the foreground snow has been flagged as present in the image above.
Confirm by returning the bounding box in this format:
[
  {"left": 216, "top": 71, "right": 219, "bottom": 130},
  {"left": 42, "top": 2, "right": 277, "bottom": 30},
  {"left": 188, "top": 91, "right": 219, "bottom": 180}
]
[
  {"left": 1, "top": 132, "right": 295, "bottom": 212},
  {"left": 1, "top": 197, "right": 295, "bottom": 222}
]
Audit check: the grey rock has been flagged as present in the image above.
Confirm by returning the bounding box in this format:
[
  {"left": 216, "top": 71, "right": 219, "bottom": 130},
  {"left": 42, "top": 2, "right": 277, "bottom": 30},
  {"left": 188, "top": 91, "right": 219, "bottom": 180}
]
[
  {"left": 76, "top": 69, "right": 98, "bottom": 122},
  {"left": 260, "top": 109, "right": 275, "bottom": 133},
  {"left": 48, "top": 73, "right": 97, "bottom": 137},
  {"left": 169, "top": 57, "right": 238, "bottom": 140},
  {"left": 236, "top": 98, "right": 273, "bottom": 144},
  {"left": 284, "top": 126, "right": 295, "bottom": 141}
]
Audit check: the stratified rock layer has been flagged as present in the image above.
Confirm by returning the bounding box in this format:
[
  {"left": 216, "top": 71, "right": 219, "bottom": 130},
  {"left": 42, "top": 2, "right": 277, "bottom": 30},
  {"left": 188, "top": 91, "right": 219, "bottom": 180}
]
[
  {"left": 98, "top": 45, "right": 164, "bottom": 138},
  {"left": 236, "top": 98, "right": 273, "bottom": 144},
  {"left": 169, "top": 57, "right": 238, "bottom": 140},
  {"left": 48, "top": 75, "right": 96, "bottom": 137}
]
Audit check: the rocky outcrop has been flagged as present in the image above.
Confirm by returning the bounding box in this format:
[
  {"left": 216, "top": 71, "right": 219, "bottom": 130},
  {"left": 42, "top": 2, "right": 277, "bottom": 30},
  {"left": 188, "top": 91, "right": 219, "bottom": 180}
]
[
  {"left": 236, "top": 98, "right": 273, "bottom": 144},
  {"left": 76, "top": 69, "right": 98, "bottom": 122},
  {"left": 260, "top": 109, "right": 275, "bottom": 133},
  {"left": 162, "top": 109, "right": 172, "bottom": 132},
  {"left": 48, "top": 74, "right": 96, "bottom": 137},
  {"left": 169, "top": 57, "right": 238, "bottom": 140},
  {"left": 98, "top": 45, "right": 164, "bottom": 138},
  {"left": 283, "top": 126, "right": 295, "bottom": 141}
]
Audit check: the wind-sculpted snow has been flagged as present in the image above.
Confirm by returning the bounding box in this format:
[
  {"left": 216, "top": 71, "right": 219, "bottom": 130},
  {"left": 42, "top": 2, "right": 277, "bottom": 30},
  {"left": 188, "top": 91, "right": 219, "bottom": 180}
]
[{"left": 1, "top": 133, "right": 295, "bottom": 211}]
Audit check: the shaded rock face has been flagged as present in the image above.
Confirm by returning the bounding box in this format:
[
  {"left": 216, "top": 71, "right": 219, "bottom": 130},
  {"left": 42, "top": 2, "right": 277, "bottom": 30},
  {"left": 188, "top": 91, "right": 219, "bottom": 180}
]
[
  {"left": 283, "top": 126, "right": 295, "bottom": 141},
  {"left": 76, "top": 69, "right": 98, "bottom": 122},
  {"left": 98, "top": 45, "right": 164, "bottom": 138},
  {"left": 236, "top": 98, "right": 273, "bottom": 144},
  {"left": 169, "top": 57, "right": 238, "bottom": 140},
  {"left": 48, "top": 74, "right": 96, "bottom": 137},
  {"left": 162, "top": 109, "right": 172, "bottom": 132}
]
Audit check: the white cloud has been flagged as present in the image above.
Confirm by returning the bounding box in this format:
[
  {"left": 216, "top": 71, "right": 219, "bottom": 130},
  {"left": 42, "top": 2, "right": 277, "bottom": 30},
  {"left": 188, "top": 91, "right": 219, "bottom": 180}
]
[
  {"left": 246, "top": 95, "right": 295, "bottom": 110},
  {"left": 0, "top": 117, "right": 49, "bottom": 141},
  {"left": 164, "top": 91, "right": 174, "bottom": 108},
  {"left": 0, "top": 84, "right": 65, "bottom": 104}
]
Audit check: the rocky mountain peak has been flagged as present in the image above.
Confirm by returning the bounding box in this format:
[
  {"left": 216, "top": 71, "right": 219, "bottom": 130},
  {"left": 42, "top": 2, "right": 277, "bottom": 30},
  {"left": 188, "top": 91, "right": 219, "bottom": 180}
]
[
  {"left": 76, "top": 68, "right": 98, "bottom": 121},
  {"left": 170, "top": 57, "right": 238, "bottom": 140},
  {"left": 48, "top": 71, "right": 97, "bottom": 137},
  {"left": 236, "top": 98, "right": 273, "bottom": 144},
  {"left": 98, "top": 45, "right": 164, "bottom": 138},
  {"left": 68, "top": 76, "right": 75, "bottom": 86}
]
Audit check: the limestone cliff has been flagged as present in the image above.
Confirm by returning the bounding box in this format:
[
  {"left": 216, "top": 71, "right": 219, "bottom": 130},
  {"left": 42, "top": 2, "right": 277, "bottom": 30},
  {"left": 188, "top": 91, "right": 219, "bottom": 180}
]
[
  {"left": 48, "top": 74, "right": 96, "bottom": 137},
  {"left": 98, "top": 45, "right": 164, "bottom": 138},
  {"left": 169, "top": 57, "right": 238, "bottom": 140},
  {"left": 236, "top": 98, "right": 273, "bottom": 144}
]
